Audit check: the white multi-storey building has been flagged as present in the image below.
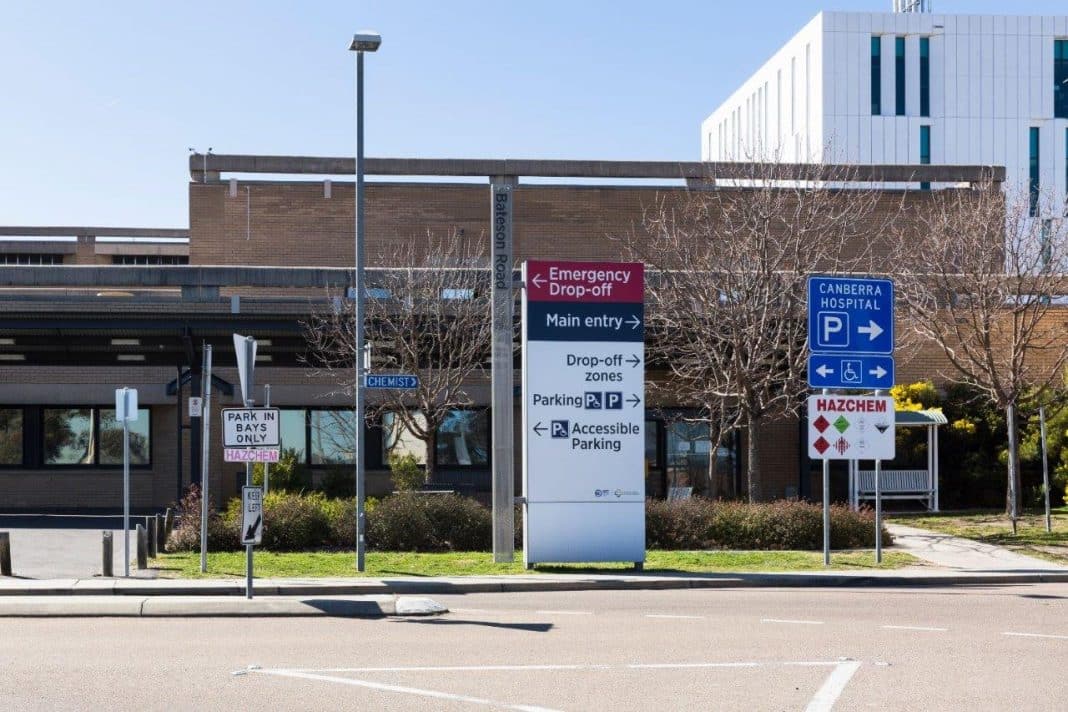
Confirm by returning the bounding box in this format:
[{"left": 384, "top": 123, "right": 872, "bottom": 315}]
[{"left": 701, "top": 5, "right": 1068, "bottom": 216}]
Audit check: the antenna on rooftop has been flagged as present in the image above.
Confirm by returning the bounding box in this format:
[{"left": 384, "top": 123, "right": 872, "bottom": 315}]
[{"left": 893, "top": 0, "right": 930, "bottom": 11}]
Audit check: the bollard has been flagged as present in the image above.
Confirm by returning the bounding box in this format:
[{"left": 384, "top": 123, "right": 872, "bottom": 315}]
[
  {"left": 0, "top": 532, "right": 11, "bottom": 576},
  {"left": 145, "top": 516, "right": 157, "bottom": 558},
  {"left": 136, "top": 524, "right": 148, "bottom": 570},
  {"left": 155, "top": 514, "right": 166, "bottom": 554},
  {"left": 163, "top": 507, "right": 174, "bottom": 547},
  {"left": 102, "top": 531, "right": 114, "bottom": 577}
]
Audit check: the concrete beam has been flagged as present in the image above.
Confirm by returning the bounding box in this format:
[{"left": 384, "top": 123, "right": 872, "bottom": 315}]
[
  {"left": 0, "top": 265, "right": 354, "bottom": 289},
  {"left": 0, "top": 227, "right": 189, "bottom": 239},
  {"left": 189, "top": 153, "right": 1006, "bottom": 184}
]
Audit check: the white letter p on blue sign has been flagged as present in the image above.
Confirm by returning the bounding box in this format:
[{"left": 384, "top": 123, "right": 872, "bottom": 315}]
[{"left": 819, "top": 313, "right": 848, "bottom": 348}]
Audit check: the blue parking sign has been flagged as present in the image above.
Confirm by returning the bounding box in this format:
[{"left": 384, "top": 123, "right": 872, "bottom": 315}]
[{"left": 807, "top": 277, "right": 894, "bottom": 356}]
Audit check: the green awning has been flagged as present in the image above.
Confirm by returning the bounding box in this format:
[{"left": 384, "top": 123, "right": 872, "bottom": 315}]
[{"left": 895, "top": 408, "right": 948, "bottom": 426}]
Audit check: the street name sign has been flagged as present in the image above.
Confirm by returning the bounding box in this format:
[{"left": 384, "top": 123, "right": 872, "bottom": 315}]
[
  {"left": 807, "top": 276, "right": 895, "bottom": 389},
  {"left": 222, "top": 407, "right": 280, "bottom": 463},
  {"left": 522, "top": 260, "right": 645, "bottom": 566},
  {"left": 241, "top": 486, "right": 263, "bottom": 545},
  {"left": 807, "top": 395, "right": 895, "bottom": 460},
  {"left": 365, "top": 374, "right": 419, "bottom": 390}
]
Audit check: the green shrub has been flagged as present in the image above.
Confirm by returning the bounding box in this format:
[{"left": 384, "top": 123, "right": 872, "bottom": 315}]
[
  {"left": 166, "top": 485, "right": 240, "bottom": 552},
  {"left": 319, "top": 466, "right": 355, "bottom": 498},
  {"left": 644, "top": 498, "right": 889, "bottom": 550},
  {"left": 257, "top": 491, "right": 331, "bottom": 551},
  {"left": 645, "top": 498, "right": 715, "bottom": 549},
  {"left": 388, "top": 453, "right": 425, "bottom": 492},
  {"left": 366, "top": 492, "right": 491, "bottom": 552},
  {"left": 252, "top": 447, "right": 310, "bottom": 493}
]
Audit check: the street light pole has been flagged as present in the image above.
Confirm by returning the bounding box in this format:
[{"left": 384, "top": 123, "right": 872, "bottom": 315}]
[{"left": 349, "top": 30, "right": 380, "bottom": 573}]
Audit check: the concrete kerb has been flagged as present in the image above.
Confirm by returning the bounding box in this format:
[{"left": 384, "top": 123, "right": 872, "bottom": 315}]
[
  {"left": 0, "top": 595, "right": 446, "bottom": 618},
  {"left": 3, "top": 571, "right": 1068, "bottom": 603}
]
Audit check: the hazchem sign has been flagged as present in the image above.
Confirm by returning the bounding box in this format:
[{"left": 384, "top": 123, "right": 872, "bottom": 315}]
[
  {"left": 807, "top": 395, "right": 895, "bottom": 460},
  {"left": 522, "top": 260, "right": 645, "bottom": 566}
]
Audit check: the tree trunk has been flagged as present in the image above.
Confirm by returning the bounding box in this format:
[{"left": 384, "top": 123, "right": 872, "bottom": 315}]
[
  {"left": 424, "top": 427, "right": 438, "bottom": 485},
  {"left": 1005, "top": 404, "right": 1020, "bottom": 534},
  {"left": 746, "top": 413, "right": 761, "bottom": 503}
]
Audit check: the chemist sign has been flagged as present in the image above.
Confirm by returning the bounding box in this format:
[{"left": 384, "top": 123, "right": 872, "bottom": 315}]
[
  {"left": 222, "top": 408, "right": 280, "bottom": 463},
  {"left": 522, "top": 260, "right": 645, "bottom": 566},
  {"left": 807, "top": 395, "right": 895, "bottom": 460}
]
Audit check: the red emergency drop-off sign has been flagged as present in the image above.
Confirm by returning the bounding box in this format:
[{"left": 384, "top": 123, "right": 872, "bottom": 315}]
[{"left": 526, "top": 261, "right": 644, "bottom": 303}]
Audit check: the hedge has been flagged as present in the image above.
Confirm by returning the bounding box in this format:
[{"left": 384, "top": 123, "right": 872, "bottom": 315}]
[{"left": 168, "top": 492, "right": 889, "bottom": 553}]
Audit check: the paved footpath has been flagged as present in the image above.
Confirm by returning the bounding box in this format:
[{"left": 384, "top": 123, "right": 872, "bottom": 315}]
[{"left": 886, "top": 523, "right": 1068, "bottom": 572}]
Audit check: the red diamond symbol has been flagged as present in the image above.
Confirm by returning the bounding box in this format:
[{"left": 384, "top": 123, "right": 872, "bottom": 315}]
[
  {"left": 813, "top": 415, "right": 830, "bottom": 433},
  {"left": 834, "top": 437, "right": 850, "bottom": 455},
  {"left": 813, "top": 437, "right": 830, "bottom": 454}
]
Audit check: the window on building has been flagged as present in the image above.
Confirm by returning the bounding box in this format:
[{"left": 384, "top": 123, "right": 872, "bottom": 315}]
[
  {"left": 895, "top": 37, "right": 906, "bottom": 116},
  {"left": 382, "top": 410, "right": 428, "bottom": 464},
  {"left": 111, "top": 255, "right": 189, "bottom": 265},
  {"left": 790, "top": 56, "right": 796, "bottom": 134},
  {"left": 43, "top": 407, "right": 150, "bottom": 466},
  {"left": 278, "top": 409, "right": 307, "bottom": 462},
  {"left": 98, "top": 408, "right": 150, "bottom": 465},
  {"left": 1055, "top": 40, "right": 1068, "bottom": 120},
  {"left": 0, "top": 409, "right": 23, "bottom": 465},
  {"left": 919, "top": 37, "right": 930, "bottom": 117},
  {"left": 436, "top": 410, "right": 489, "bottom": 467},
  {"left": 309, "top": 410, "right": 355, "bottom": 465},
  {"left": 920, "top": 125, "right": 931, "bottom": 191},
  {"left": 0, "top": 254, "right": 63, "bottom": 265},
  {"left": 1030, "top": 127, "right": 1040, "bottom": 217},
  {"left": 871, "top": 36, "right": 881, "bottom": 115}
]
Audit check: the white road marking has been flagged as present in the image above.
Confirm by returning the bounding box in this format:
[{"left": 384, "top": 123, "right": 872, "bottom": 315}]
[
  {"left": 644, "top": 614, "right": 704, "bottom": 620},
  {"left": 535, "top": 610, "right": 593, "bottom": 615},
  {"left": 251, "top": 668, "right": 559, "bottom": 712},
  {"left": 282, "top": 664, "right": 612, "bottom": 674},
  {"left": 254, "top": 660, "right": 861, "bottom": 711},
  {"left": 804, "top": 661, "right": 863, "bottom": 712},
  {"left": 881, "top": 625, "right": 948, "bottom": 632},
  {"left": 629, "top": 662, "right": 762, "bottom": 669},
  {"left": 761, "top": 618, "right": 825, "bottom": 625},
  {"left": 1003, "top": 631, "right": 1068, "bottom": 640}
]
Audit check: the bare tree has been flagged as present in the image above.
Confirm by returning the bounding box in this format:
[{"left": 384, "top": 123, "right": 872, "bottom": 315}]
[
  {"left": 891, "top": 179, "right": 1068, "bottom": 530},
  {"left": 627, "top": 161, "right": 902, "bottom": 502},
  {"left": 303, "top": 230, "right": 493, "bottom": 483}
]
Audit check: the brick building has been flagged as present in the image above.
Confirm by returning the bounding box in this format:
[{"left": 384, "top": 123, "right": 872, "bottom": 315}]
[{"left": 0, "top": 155, "right": 1006, "bottom": 512}]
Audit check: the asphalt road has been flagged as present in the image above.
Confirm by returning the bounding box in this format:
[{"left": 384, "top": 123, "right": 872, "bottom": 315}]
[{"left": 1, "top": 584, "right": 1066, "bottom": 711}]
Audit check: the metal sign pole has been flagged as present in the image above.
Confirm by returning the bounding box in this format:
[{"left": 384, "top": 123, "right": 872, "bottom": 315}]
[
  {"left": 200, "top": 344, "right": 212, "bottom": 573},
  {"left": 1040, "top": 406, "right": 1051, "bottom": 533},
  {"left": 490, "top": 178, "right": 515, "bottom": 563},
  {"left": 263, "top": 384, "right": 271, "bottom": 497},
  {"left": 244, "top": 336, "right": 255, "bottom": 600},
  {"left": 822, "top": 387, "right": 831, "bottom": 567},
  {"left": 874, "top": 389, "right": 883, "bottom": 564},
  {"left": 122, "top": 388, "right": 131, "bottom": 577}
]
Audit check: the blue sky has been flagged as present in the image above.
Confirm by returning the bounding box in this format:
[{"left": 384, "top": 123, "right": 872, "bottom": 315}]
[{"left": 0, "top": 0, "right": 1064, "bottom": 228}]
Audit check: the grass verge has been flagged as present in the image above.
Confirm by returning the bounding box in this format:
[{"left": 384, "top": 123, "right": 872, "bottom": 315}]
[
  {"left": 152, "top": 549, "right": 918, "bottom": 579},
  {"left": 888, "top": 508, "right": 1068, "bottom": 564}
]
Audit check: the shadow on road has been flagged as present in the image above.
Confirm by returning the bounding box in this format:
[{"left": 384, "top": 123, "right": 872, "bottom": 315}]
[{"left": 393, "top": 618, "right": 554, "bottom": 633}]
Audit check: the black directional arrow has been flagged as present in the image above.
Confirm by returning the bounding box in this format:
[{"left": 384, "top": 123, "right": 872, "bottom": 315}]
[
  {"left": 627, "top": 394, "right": 641, "bottom": 408},
  {"left": 626, "top": 354, "right": 641, "bottom": 368},
  {"left": 245, "top": 515, "right": 261, "bottom": 542},
  {"left": 532, "top": 422, "right": 546, "bottom": 436}
]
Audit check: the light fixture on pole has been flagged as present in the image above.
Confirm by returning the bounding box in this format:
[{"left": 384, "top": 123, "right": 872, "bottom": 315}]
[{"left": 349, "top": 29, "right": 380, "bottom": 573}]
